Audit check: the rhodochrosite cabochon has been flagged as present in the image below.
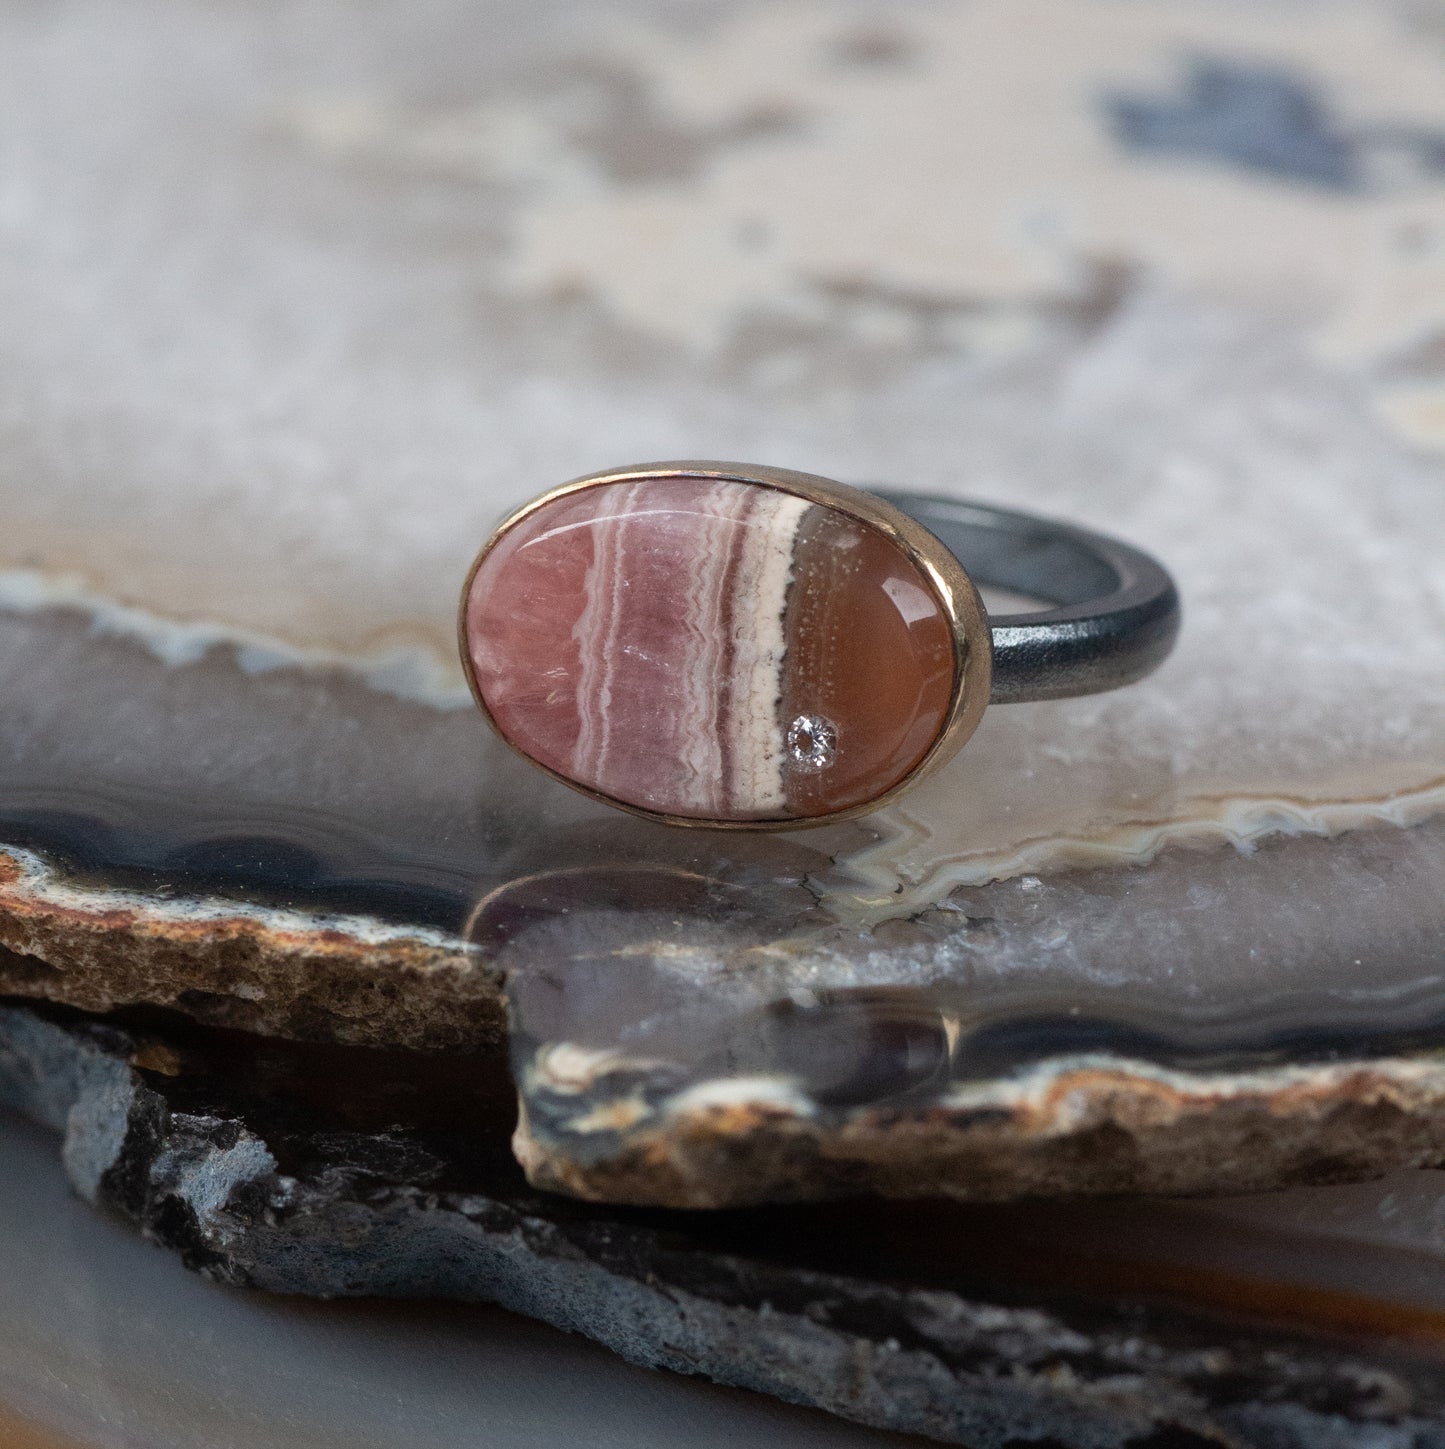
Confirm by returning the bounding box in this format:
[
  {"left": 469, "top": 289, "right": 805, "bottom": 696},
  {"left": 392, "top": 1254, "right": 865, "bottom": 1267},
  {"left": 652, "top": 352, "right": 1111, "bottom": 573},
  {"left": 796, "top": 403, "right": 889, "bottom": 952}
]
[{"left": 463, "top": 475, "right": 960, "bottom": 823}]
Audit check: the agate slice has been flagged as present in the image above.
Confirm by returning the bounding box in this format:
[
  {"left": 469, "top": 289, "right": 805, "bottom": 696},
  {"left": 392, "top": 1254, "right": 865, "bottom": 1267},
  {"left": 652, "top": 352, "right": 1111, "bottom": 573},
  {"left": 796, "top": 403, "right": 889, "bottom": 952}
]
[
  {"left": 461, "top": 473, "right": 961, "bottom": 823},
  {"left": 2, "top": 0, "right": 1445, "bottom": 1240},
  {"left": 10, "top": 999, "right": 1445, "bottom": 1449}
]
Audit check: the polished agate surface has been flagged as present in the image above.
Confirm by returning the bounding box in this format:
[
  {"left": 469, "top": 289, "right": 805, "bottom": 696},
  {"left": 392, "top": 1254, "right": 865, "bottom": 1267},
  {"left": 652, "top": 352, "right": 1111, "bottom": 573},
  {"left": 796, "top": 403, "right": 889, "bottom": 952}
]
[{"left": 464, "top": 476, "right": 955, "bottom": 822}]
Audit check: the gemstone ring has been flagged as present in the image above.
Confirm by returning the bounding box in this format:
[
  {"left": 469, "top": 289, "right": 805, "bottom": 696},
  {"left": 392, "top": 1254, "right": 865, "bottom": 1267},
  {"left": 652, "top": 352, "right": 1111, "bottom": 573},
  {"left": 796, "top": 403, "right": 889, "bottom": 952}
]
[{"left": 459, "top": 461, "right": 1180, "bottom": 830}]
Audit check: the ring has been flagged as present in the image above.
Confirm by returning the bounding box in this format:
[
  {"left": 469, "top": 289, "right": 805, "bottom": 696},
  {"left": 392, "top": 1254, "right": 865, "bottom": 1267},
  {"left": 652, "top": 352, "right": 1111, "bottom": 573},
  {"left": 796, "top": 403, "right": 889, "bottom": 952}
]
[{"left": 459, "top": 461, "right": 1180, "bottom": 830}]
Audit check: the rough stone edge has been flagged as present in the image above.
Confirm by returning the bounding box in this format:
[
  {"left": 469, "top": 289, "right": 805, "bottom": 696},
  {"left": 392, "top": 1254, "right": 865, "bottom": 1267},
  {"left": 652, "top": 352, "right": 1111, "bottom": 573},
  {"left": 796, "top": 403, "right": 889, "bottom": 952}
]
[
  {"left": 4, "top": 1002, "right": 1445, "bottom": 1449},
  {"left": 9, "top": 818, "right": 1445, "bottom": 1214},
  {"left": 516, "top": 1049, "right": 1445, "bottom": 1207},
  {"left": 0, "top": 845, "right": 503, "bottom": 1051}
]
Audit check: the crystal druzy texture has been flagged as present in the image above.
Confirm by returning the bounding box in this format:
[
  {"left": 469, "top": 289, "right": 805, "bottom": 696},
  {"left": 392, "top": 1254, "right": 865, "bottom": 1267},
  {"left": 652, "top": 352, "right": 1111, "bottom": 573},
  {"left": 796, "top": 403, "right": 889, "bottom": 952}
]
[{"left": 464, "top": 477, "right": 955, "bottom": 821}]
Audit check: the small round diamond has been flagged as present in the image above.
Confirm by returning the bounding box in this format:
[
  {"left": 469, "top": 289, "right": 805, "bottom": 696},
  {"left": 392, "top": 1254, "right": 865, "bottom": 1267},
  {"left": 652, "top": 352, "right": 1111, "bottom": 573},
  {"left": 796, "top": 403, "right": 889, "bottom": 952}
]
[{"left": 787, "top": 714, "right": 837, "bottom": 771}]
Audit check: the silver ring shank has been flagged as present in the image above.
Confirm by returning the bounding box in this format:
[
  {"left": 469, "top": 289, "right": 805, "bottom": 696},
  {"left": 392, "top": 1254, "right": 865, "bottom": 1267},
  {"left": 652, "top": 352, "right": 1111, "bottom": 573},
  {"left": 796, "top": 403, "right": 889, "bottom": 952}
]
[{"left": 875, "top": 492, "right": 1181, "bottom": 705}]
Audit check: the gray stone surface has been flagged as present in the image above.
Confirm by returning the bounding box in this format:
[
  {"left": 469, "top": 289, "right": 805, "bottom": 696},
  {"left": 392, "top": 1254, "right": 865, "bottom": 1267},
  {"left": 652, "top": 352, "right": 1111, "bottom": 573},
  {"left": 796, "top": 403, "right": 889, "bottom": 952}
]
[
  {"left": 0, "top": 1114, "right": 917, "bottom": 1449},
  {"left": 7, "top": 998, "right": 1445, "bottom": 1447}
]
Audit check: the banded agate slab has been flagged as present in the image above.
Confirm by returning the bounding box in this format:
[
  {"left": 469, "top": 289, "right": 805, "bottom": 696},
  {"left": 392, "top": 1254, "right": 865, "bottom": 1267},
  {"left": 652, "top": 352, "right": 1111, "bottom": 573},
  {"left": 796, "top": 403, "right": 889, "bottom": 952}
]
[{"left": 463, "top": 476, "right": 957, "bottom": 822}]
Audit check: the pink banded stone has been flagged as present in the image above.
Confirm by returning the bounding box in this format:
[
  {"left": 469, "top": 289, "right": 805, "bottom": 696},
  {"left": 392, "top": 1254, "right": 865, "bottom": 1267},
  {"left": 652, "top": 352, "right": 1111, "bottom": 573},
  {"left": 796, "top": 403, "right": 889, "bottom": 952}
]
[{"left": 464, "top": 476, "right": 956, "bottom": 822}]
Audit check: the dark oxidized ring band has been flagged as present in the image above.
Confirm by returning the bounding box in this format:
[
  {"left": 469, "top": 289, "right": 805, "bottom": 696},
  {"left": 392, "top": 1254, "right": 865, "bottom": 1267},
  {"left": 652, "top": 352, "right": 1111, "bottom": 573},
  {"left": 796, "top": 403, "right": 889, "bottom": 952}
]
[{"left": 458, "top": 461, "right": 1180, "bottom": 831}]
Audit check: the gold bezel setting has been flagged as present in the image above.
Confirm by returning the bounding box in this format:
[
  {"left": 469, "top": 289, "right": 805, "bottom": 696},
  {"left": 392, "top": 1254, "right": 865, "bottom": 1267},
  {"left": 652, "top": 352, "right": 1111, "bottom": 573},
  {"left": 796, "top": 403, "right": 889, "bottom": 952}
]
[{"left": 457, "top": 461, "right": 993, "bottom": 831}]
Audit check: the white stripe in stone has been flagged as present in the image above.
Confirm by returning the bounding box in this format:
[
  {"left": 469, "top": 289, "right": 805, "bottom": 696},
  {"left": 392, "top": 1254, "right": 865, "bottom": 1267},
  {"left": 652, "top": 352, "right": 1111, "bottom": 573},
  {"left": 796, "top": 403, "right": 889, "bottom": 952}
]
[
  {"left": 571, "top": 479, "right": 646, "bottom": 784},
  {"left": 723, "top": 490, "right": 811, "bottom": 814},
  {"left": 671, "top": 481, "right": 738, "bottom": 813}
]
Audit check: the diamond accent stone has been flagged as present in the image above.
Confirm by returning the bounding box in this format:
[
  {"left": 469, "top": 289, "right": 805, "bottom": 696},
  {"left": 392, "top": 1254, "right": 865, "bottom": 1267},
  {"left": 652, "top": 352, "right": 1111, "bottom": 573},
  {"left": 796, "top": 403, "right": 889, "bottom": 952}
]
[{"left": 786, "top": 714, "right": 837, "bottom": 771}]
